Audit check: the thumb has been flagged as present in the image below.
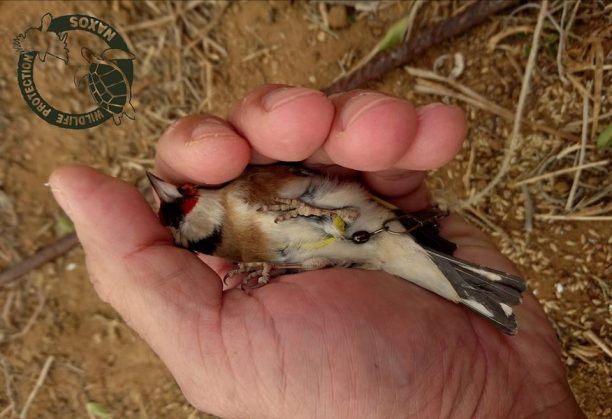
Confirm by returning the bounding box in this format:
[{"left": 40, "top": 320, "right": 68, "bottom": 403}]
[{"left": 48, "top": 165, "right": 222, "bottom": 361}]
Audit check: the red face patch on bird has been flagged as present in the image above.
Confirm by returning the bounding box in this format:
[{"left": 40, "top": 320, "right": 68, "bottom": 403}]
[
  {"left": 177, "top": 183, "right": 199, "bottom": 215},
  {"left": 147, "top": 172, "right": 201, "bottom": 228}
]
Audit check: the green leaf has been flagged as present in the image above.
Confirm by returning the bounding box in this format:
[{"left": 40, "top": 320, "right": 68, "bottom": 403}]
[
  {"left": 54, "top": 215, "right": 74, "bottom": 235},
  {"left": 86, "top": 402, "right": 111, "bottom": 419},
  {"left": 596, "top": 123, "right": 612, "bottom": 150},
  {"left": 373, "top": 14, "right": 412, "bottom": 54}
]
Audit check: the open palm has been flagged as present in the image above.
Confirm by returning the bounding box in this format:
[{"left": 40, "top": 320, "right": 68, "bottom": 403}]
[{"left": 50, "top": 86, "right": 581, "bottom": 418}]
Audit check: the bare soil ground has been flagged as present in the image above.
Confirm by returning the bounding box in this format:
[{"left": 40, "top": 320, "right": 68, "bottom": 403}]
[{"left": 0, "top": 1, "right": 610, "bottom": 418}]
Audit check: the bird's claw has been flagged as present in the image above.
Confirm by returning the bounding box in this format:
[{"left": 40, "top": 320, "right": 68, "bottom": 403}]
[{"left": 223, "top": 262, "right": 274, "bottom": 291}]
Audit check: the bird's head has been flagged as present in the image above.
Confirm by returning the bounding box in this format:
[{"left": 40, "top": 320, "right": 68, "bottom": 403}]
[{"left": 146, "top": 172, "right": 224, "bottom": 251}]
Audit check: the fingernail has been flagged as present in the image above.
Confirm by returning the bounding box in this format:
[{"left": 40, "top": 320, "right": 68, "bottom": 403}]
[
  {"left": 188, "top": 119, "right": 234, "bottom": 145},
  {"left": 416, "top": 103, "right": 445, "bottom": 117},
  {"left": 261, "top": 87, "right": 323, "bottom": 112},
  {"left": 47, "top": 182, "right": 73, "bottom": 217},
  {"left": 340, "top": 92, "right": 396, "bottom": 130}
]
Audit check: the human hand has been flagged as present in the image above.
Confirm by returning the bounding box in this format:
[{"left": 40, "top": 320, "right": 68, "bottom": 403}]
[{"left": 49, "top": 85, "right": 582, "bottom": 418}]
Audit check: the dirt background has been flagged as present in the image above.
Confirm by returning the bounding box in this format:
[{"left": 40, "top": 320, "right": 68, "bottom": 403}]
[{"left": 0, "top": 1, "right": 610, "bottom": 418}]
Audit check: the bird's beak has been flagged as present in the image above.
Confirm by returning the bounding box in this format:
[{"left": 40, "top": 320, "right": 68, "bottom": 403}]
[{"left": 146, "top": 171, "right": 182, "bottom": 203}]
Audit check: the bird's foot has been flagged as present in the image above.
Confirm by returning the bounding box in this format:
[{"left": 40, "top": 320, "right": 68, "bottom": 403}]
[
  {"left": 223, "top": 262, "right": 280, "bottom": 291},
  {"left": 223, "top": 258, "right": 336, "bottom": 291},
  {"left": 258, "top": 197, "right": 359, "bottom": 223}
]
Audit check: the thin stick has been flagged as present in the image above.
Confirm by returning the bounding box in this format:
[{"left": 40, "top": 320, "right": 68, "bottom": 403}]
[
  {"left": 5, "top": 288, "right": 47, "bottom": 342},
  {"left": 522, "top": 184, "right": 534, "bottom": 233},
  {"left": 513, "top": 160, "right": 610, "bottom": 187},
  {"left": 19, "top": 356, "right": 54, "bottom": 419},
  {"left": 174, "top": 8, "right": 184, "bottom": 107},
  {"left": 535, "top": 214, "right": 612, "bottom": 221},
  {"left": 0, "top": 233, "right": 79, "bottom": 287},
  {"left": 406, "top": 67, "right": 513, "bottom": 119},
  {"left": 242, "top": 45, "right": 281, "bottom": 62},
  {"left": 463, "top": 141, "right": 476, "bottom": 192},
  {"left": 412, "top": 77, "right": 579, "bottom": 142},
  {"left": 323, "top": 0, "right": 520, "bottom": 94},
  {"left": 583, "top": 330, "right": 612, "bottom": 358},
  {"left": 122, "top": 15, "right": 175, "bottom": 32},
  {"left": 556, "top": 0, "right": 568, "bottom": 83},
  {"left": 185, "top": 3, "right": 229, "bottom": 51},
  {"left": 121, "top": 1, "right": 202, "bottom": 32},
  {"left": 460, "top": 0, "right": 549, "bottom": 209},
  {"left": 565, "top": 82, "right": 590, "bottom": 210},
  {"left": 0, "top": 356, "right": 17, "bottom": 415},
  {"left": 487, "top": 25, "right": 534, "bottom": 52},
  {"left": 0, "top": 405, "right": 13, "bottom": 418},
  {"left": 575, "top": 184, "right": 612, "bottom": 210},
  {"left": 591, "top": 41, "right": 604, "bottom": 141}
]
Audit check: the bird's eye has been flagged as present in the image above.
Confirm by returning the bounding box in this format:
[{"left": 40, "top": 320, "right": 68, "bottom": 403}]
[{"left": 178, "top": 183, "right": 197, "bottom": 196}]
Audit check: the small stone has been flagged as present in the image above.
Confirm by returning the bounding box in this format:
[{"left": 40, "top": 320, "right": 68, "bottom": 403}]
[
  {"left": 317, "top": 31, "right": 326, "bottom": 42},
  {"left": 328, "top": 5, "right": 348, "bottom": 29}
]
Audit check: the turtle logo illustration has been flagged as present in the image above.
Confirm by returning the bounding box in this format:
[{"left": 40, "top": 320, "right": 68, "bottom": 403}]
[
  {"left": 75, "top": 47, "right": 136, "bottom": 126},
  {"left": 14, "top": 13, "right": 135, "bottom": 129},
  {"left": 13, "top": 13, "right": 69, "bottom": 63}
]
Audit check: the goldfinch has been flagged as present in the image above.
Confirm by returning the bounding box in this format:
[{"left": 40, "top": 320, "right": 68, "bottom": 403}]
[{"left": 147, "top": 165, "right": 526, "bottom": 335}]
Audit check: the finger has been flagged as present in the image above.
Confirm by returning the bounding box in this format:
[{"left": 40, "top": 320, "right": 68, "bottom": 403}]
[
  {"left": 155, "top": 114, "right": 251, "bottom": 184},
  {"left": 387, "top": 182, "right": 432, "bottom": 212},
  {"left": 321, "top": 94, "right": 466, "bottom": 172},
  {"left": 322, "top": 91, "right": 418, "bottom": 171},
  {"left": 360, "top": 101, "right": 465, "bottom": 191},
  {"left": 396, "top": 103, "right": 466, "bottom": 170},
  {"left": 228, "top": 84, "right": 335, "bottom": 161},
  {"left": 48, "top": 165, "right": 223, "bottom": 357},
  {"left": 362, "top": 169, "right": 426, "bottom": 197}
]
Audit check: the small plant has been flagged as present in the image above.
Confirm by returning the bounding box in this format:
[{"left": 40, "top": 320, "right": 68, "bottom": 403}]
[{"left": 86, "top": 402, "right": 111, "bottom": 419}]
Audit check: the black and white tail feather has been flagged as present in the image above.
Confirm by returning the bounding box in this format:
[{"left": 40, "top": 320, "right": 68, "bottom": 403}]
[{"left": 426, "top": 248, "right": 526, "bottom": 335}]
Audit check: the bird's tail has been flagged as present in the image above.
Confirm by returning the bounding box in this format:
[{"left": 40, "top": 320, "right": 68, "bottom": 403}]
[{"left": 426, "top": 249, "right": 527, "bottom": 335}]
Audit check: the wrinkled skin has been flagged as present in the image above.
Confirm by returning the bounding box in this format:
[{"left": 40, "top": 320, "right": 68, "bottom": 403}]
[{"left": 50, "top": 85, "right": 583, "bottom": 418}]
